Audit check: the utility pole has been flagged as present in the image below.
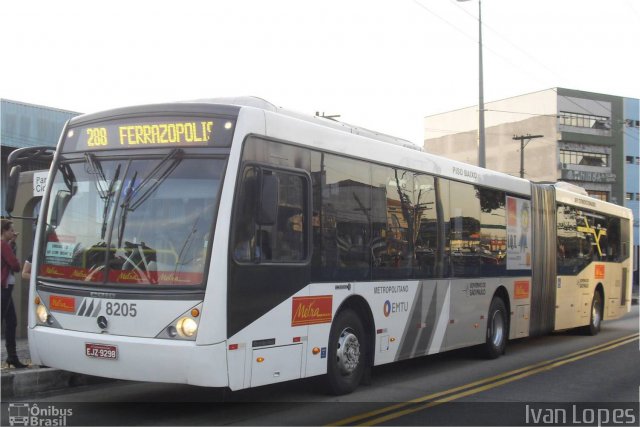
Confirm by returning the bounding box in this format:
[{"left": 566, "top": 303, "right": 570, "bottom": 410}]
[
  {"left": 457, "top": 0, "right": 486, "bottom": 168},
  {"left": 477, "top": 0, "right": 486, "bottom": 168},
  {"left": 513, "top": 134, "right": 544, "bottom": 179}
]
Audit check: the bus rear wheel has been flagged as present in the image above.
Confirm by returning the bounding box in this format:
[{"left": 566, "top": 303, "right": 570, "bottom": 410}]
[
  {"left": 584, "top": 290, "right": 603, "bottom": 336},
  {"left": 482, "top": 297, "right": 507, "bottom": 359},
  {"left": 326, "top": 309, "right": 366, "bottom": 395}
]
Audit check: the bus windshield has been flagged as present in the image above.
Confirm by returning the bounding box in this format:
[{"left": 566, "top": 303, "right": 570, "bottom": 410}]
[{"left": 38, "top": 153, "right": 226, "bottom": 287}]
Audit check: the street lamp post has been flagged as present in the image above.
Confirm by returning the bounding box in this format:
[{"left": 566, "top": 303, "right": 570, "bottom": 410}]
[{"left": 458, "top": 0, "right": 486, "bottom": 168}]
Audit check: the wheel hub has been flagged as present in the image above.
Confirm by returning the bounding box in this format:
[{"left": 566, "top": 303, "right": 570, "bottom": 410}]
[{"left": 336, "top": 328, "right": 360, "bottom": 375}]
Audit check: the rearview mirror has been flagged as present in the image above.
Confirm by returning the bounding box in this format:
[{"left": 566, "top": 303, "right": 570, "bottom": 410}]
[
  {"left": 50, "top": 190, "right": 71, "bottom": 227},
  {"left": 5, "top": 165, "right": 22, "bottom": 214}
]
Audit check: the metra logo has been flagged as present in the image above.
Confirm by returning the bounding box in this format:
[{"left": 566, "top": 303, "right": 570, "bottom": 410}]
[
  {"left": 50, "top": 295, "right": 76, "bottom": 313},
  {"left": 291, "top": 296, "right": 332, "bottom": 326},
  {"left": 70, "top": 269, "right": 88, "bottom": 279},
  {"left": 44, "top": 266, "right": 65, "bottom": 277},
  {"left": 383, "top": 300, "right": 409, "bottom": 317},
  {"left": 117, "top": 271, "right": 140, "bottom": 282},
  {"left": 158, "top": 273, "right": 189, "bottom": 283}
]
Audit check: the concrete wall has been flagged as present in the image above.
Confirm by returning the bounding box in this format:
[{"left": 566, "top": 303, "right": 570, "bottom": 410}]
[
  {"left": 424, "top": 89, "right": 557, "bottom": 140},
  {"left": 424, "top": 115, "right": 559, "bottom": 182}
]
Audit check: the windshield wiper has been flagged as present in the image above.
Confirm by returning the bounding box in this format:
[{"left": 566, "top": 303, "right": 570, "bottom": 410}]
[
  {"left": 123, "top": 148, "right": 183, "bottom": 211},
  {"left": 174, "top": 212, "right": 201, "bottom": 270},
  {"left": 84, "top": 153, "right": 109, "bottom": 198},
  {"left": 117, "top": 149, "right": 184, "bottom": 247},
  {"left": 83, "top": 154, "right": 122, "bottom": 240},
  {"left": 59, "top": 163, "right": 76, "bottom": 194},
  {"left": 101, "top": 164, "right": 121, "bottom": 240},
  {"left": 117, "top": 171, "right": 137, "bottom": 248}
]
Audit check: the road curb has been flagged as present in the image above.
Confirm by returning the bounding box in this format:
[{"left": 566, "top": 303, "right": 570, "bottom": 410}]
[{"left": 1, "top": 367, "right": 114, "bottom": 399}]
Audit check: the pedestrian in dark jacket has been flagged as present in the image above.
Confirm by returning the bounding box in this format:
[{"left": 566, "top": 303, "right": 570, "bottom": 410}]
[{"left": 1, "top": 219, "right": 27, "bottom": 368}]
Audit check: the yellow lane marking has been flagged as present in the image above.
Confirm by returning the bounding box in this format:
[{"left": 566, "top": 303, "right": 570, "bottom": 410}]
[
  {"left": 361, "top": 336, "right": 638, "bottom": 426},
  {"left": 329, "top": 333, "right": 639, "bottom": 426}
]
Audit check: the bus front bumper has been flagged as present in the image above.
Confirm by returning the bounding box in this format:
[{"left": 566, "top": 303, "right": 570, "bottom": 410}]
[{"left": 28, "top": 326, "right": 228, "bottom": 387}]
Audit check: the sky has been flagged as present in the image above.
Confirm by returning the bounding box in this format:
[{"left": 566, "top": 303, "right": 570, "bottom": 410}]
[{"left": 1, "top": 0, "right": 639, "bottom": 146}]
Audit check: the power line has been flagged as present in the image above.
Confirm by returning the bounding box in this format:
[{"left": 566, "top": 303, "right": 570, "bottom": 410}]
[
  {"left": 411, "top": 0, "right": 523, "bottom": 72},
  {"left": 448, "top": 0, "right": 565, "bottom": 82}
]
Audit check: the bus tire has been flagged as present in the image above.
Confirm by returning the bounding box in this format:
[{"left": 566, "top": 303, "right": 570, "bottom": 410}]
[
  {"left": 326, "top": 309, "right": 366, "bottom": 395},
  {"left": 482, "top": 297, "right": 507, "bottom": 359},
  {"left": 584, "top": 290, "right": 603, "bottom": 336}
]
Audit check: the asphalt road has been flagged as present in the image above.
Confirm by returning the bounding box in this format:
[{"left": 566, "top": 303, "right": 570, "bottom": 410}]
[{"left": 6, "top": 306, "right": 639, "bottom": 426}]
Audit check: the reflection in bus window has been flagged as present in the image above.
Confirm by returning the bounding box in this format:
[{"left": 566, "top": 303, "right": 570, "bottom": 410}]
[
  {"left": 557, "top": 204, "right": 623, "bottom": 275},
  {"left": 323, "top": 154, "right": 372, "bottom": 280},
  {"left": 40, "top": 156, "right": 224, "bottom": 286},
  {"left": 232, "top": 167, "right": 307, "bottom": 264}
]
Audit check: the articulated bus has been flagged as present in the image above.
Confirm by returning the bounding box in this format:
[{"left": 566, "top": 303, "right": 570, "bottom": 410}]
[{"left": 6, "top": 97, "right": 633, "bottom": 394}]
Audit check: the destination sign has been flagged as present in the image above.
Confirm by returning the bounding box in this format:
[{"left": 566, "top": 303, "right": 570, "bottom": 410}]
[{"left": 62, "top": 116, "right": 235, "bottom": 152}]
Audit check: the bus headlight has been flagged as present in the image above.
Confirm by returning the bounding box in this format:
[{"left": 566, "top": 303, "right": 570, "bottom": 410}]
[
  {"left": 36, "top": 304, "right": 49, "bottom": 324},
  {"left": 155, "top": 303, "right": 202, "bottom": 340},
  {"left": 176, "top": 317, "right": 198, "bottom": 338}
]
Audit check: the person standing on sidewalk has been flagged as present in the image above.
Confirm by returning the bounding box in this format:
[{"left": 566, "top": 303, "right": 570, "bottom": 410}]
[{"left": 1, "top": 219, "right": 27, "bottom": 368}]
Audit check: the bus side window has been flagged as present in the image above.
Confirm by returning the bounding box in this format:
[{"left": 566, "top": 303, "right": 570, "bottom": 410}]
[
  {"left": 272, "top": 172, "right": 307, "bottom": 262},
  {"left": 233, "top": 166, "right": 308, "bottom": 264},
  {"left": 233, "top": 167, "right": 259, "bottom": 262}
]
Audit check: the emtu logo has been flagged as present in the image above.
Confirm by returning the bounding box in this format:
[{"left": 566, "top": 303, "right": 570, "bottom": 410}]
[
  {"left": 383, "top": 300, "right": 391, "bottom": 317},
  {"left": 383, "top": 300, "right": 409, "bottom": 317}
]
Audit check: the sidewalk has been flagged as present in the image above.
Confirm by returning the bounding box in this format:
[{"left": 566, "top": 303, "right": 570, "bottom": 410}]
[{"left": 1, "top": 338, "right": 112, "bottom": 399}]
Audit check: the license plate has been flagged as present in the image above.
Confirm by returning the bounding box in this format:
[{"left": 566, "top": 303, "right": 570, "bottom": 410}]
[{"left": 85, "top": 343, "right": 118, "bottom": 360}]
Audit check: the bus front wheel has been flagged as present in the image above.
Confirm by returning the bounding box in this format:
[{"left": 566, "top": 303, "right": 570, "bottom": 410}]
[
  {"left": 584, "top": 290, "right": 603, "bottom": 336},
  {"left": 326, "top": 309, "right": 366, "bottom": 395},
  {"left": 482, "top": 297, "right": 508, "bottom": 359}
]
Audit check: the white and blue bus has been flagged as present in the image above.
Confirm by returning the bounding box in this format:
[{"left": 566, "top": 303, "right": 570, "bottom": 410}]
[{"left": 6, "top": 97, "right": 633, "bottom": 394}]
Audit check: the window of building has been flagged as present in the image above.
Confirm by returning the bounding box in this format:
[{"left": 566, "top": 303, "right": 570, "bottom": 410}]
[
  {"left": 586, "top": 190, "right": 609, "bottom": 202},
  {"left": 626, "top": 156, "right": 634, "bottom": 164},
  {"left": 559, "top": 112, "right": 610, "bottom": 129},
  {"left": 625, "top": 193, "right": 634, "bottom": 201},
  {"left": 560, "top": 149, "right": 608, "bottom": 167}
]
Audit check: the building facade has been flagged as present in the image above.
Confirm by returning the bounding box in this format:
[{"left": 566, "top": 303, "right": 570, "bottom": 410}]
[
  {"left": 423, "top": 88, "right": 639, "bottom": 283},
  {"left": 1, "top": 99, "right": 80, "bottom": 214},
  {"left": 623, "top": 98, "right": 640, "bottom": 280},
  {"left": 1, "top": 100, "right": 81, "bottom": 338}
]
